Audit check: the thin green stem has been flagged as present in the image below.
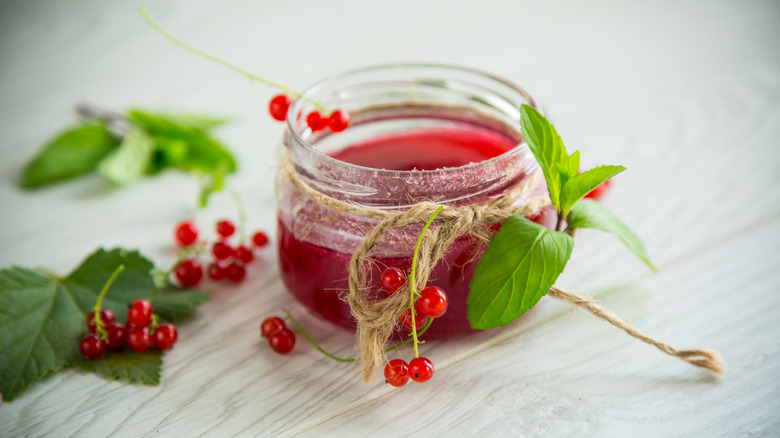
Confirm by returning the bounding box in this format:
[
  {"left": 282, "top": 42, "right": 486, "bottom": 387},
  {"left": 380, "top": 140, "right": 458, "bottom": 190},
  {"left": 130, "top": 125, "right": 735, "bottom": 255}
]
[
  {"left": 92, "top": 264, "right": 125, "bottom": 340},
  {"left": 138, "top": 7, "right": 327, "bottom": 112},
  {"left": 227, "top": 185, "right": 248, "bottom": 244},
  {"left": 408, "top": 205, "right": 444, "bottom": 358},
  {"left": 283, "top": 310, "right": 433, "bottom": 362}
]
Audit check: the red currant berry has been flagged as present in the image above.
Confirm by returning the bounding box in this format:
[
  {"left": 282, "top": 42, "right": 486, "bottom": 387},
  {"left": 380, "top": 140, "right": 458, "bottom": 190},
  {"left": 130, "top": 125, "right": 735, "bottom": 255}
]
[
  {"left": 525, "top": 209, "right": 544, "bottom": 225},
  {"left": 80, "top": 334, "right": 106, "bottom": 360},
  {"left": 212, "top": 241, "right": 234, "bottom": 260},
  {"left": 252, "top": 231, "right": 269, "bottom": 248},
  {"left": 227, "top": 262, "right": 246, "bottom": 283},
  {"left": 127, "top": 299, "right": 153, "bottom": 328},
  {"left": 174, "top": 259, "right": 203, "bottom": 287},
  {"left": 268, "top": 328, "right": 296, "bottom": 354},
  {"left": 380, "top": 267, "right": 406, "bottom": 294},
  {"left": 260, "top": 316, "right": 286, "bottom": 338},
  {"left": 328, "top": 109, "right": 350, "bottom": 133},
  {"left": 216, "top": 219, "right": 236, "bottom": 238},
  {"left": 235, "top": 245, "right": 254, "bottom": 263},
  {"left": 87, "top": 309, "right": 115, "bottom": 333},
  {"left": 174, "top": 221, "right": 198, "bottom": 246},
  {"left": 400, "top": 308, "right": 428, "bottom": 331},
  {"left": 105, "top": 321, "right": 126, "bottom": 350},
  {"left": 584, "top": 178, "right": 612, "bottom": 200},
  {"left": 417, "top": 286, "right": 449, "bottom": 318},
  {"left": 207, "top": 262, "right": 227, "bottom": 281},
  {"left": 384, "top": 359, "right": 410, "bottom": 387},
  {"left": 408, "top": 357, "right": 434, "bottom": 383},
  {"left": 153, "top": 323, "right": 178, "bottom": 350},
  {"left": 268, "top": 94, "right": 292, "bottom": 122},
  {"left": 306, "top": 111, "right": 327, "bottom": 131},
  {"left": 127, "top": 327, "right": 153, "bottom": 352}
]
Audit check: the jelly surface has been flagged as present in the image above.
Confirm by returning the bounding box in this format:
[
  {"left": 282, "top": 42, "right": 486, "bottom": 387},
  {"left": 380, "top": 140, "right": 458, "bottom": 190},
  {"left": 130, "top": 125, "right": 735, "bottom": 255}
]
[{"left": 278, "top": 127, "right": 541, "bottom": 338}]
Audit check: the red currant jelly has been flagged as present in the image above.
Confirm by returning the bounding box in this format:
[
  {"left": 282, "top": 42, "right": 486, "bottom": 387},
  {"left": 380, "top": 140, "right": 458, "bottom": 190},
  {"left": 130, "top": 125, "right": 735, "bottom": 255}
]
[{"left": 277, "top": 65, "right": 549, "bottom": 338}]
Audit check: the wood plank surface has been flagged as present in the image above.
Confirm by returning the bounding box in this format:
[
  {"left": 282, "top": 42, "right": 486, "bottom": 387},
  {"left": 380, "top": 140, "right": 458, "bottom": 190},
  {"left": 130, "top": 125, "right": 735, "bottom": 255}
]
[{"left": 0, "top": 0, "right": 778, "bottom": 436}]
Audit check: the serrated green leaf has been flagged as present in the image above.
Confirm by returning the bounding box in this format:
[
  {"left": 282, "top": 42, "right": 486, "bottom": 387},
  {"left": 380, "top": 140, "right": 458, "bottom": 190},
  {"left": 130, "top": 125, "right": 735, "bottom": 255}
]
[
  {"left": 568, "top": 200, "right": 655, "bottom": 270},
  {"left": 75, "top": 349, "right": 162, "bottom": 386},
  {"left": 559, "top": 165, "right": 626, "bottom": 217},
  {"left": 467, "top": 215, "right": 573, "bottom": 329},
  {"left": 0, "top": 248, "right": 156, "bottom": 401},
  {"left": 520, "top": 105, "right": 578, "bottom": 208},
  {"left": 20, "top": 122, "right": 119, "bottom": 188},
  {"left": 98, "top": 127, "right": 156, "bottom": 185},
  {"left": 129, "top": 109, "right": 228, "bottom": 136},
  {"left": 152, "top": 285, "right": 211, "bottom": 323}
]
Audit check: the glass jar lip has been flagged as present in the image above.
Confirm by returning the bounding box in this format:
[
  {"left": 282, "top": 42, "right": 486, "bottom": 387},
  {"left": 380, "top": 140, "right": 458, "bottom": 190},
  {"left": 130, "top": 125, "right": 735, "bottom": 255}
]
[{"left": 285, "top": 62, "right": 539, "bottom": 178}]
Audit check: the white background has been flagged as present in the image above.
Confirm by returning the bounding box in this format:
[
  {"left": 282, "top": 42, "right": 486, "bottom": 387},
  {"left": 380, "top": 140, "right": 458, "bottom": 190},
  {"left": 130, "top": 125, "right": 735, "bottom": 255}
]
[{"left": 0, "top": 0, "right": 778, "bottom": 436}]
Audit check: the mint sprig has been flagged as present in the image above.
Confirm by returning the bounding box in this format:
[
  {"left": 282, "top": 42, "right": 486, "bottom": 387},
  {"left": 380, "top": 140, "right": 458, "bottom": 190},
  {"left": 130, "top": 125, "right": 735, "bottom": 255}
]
[{"left": 467, "top": 104, "right": 651, "bottom": 329}]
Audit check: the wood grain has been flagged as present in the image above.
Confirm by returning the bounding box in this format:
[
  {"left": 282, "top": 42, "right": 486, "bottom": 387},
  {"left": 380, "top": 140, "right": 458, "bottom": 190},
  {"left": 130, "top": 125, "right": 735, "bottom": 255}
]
[{"left": 0, "top": 0, "right": 778, "bottom": 436}]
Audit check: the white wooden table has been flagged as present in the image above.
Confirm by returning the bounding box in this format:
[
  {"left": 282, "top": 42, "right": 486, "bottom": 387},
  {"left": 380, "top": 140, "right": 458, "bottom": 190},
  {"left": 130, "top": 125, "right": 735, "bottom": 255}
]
[{"left": 1, "top": 1, "right": 778, "bottom": 436}]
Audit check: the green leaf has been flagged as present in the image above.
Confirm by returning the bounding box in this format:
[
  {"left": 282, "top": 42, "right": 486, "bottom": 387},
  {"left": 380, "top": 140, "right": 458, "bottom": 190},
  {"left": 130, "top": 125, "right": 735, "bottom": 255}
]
[
  {"left": 152, "top": 285, "right": 211, "bottom": 323},
  {"left": 128, "top": 109, "right": 228, "bottom": 136},
  {"left": 98, "top": 127, "right": 156, "bottom": 185},
  {"left": 559, "top": 165, "right": 626, "bottom": 217},
  {"left": 0, "top": 248, "right": 156, "bottom": 401},
  {"left": 20, "top": 122, "right": 119, "bottom": 188},
  {"left": 467, "top": 215, "right": 574, "bottom": 329},
  {"left": 75, "top": 350, "right": 162, "bottom": 386},
  {"left": 568, "top": 200, "right": 655, "bottom": 270},
  {"left": 520, "top": 105, "right": 578, "bottom": 208}
]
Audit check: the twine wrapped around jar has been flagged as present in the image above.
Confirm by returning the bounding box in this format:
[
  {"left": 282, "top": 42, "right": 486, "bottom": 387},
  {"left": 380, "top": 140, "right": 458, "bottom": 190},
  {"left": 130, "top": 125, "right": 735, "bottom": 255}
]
[{"left": 278, "top": 152, "right": 724, "bottom": 382}]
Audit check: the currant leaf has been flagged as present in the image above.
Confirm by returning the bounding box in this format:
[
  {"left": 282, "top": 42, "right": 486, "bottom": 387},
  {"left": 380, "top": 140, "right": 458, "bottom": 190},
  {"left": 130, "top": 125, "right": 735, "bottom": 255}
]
[
  {"left": 152, "top": 285, "right": 211, "bottom": 322},
  {"left": 568, "top": 200, "right": 655, "bottom": 270},
  {"left": 467, "top": 215, "right": 573, "bottom": 329},
  {"left": 75, "top": 349, "right": 163, "bottom": 386}
]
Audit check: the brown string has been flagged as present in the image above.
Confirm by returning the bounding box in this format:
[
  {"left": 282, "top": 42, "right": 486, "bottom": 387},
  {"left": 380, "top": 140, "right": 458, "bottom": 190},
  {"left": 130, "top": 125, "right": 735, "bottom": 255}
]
[{"left": 279, "top": 152, "right": 725, "bottom": 380}]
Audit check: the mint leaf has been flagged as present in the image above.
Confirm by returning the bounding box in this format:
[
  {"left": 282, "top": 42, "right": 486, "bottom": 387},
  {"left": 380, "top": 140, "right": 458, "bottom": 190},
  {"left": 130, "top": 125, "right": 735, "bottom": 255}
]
[
  {"left": 152, "top": 285, "right": 211, "bottom": 322},
  {"left": 559, "top": 165, "right": 625, "bottom": 217},
  {"left": 162, "top": 134, "right": 237, "bottom": 174},
  {"left": 129, "top": 109, "right": 228, "bottom": 136},
  {"left": 568, "top": 200, "right": 655, "bottom": 270},
  {"left": 520, "top": 105, "right": 578, "bottom": 208},
  {"left": 467, "top": 215, "right": 574, "bottom": 329},
  {"left": 0, "top": 248, "right": 156, "bottom": 401},
  {"left": 75, "top": 350, "right": 162, "bottom": 386},
  {"left": 98, "top": 127, "right": 156, "bottom": 185},
  {"left": 20, "top": 122, "right": 119, "bottom": 188}
]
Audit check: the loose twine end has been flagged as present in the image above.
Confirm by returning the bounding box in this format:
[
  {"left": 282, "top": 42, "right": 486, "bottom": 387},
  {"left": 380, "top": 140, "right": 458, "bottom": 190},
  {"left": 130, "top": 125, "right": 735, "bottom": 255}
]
[{"left": 279, "top": 151, "right": 725, "bottom": 381}]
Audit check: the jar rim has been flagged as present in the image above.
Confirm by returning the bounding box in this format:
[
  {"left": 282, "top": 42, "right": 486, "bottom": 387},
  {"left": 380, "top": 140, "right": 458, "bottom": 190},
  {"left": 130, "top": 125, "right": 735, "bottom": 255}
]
[{"left": 285, "top": 62, "right": 538, "bottom": 179}]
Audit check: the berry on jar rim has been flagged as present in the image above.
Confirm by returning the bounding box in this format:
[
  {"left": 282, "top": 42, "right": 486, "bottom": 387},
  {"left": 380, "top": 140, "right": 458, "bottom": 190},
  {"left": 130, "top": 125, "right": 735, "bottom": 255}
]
[
  {"left": 328, "top": 109, "right": 350, "bottom": 132},
  {"left": 306, "top": 111, "right": 327, "bottom": 131}
]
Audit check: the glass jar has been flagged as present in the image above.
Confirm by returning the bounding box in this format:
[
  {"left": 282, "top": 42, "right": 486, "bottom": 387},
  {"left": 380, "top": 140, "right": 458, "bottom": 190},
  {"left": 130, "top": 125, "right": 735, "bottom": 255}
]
[{"left": 277, "top": 64, "right": 550, "bottom": 338}]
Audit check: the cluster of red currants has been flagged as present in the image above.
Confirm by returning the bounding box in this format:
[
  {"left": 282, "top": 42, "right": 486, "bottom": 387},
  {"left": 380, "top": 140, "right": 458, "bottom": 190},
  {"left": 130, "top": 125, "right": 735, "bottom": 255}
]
[
  {"left": 267, "top": 94, "right": 350, "bottom": 133},
  {"left": 380, "top": 267, "right": 450, "bottom": 331},
  {"left": 260, "top": 316, "right": 296, "bottom": 355},
  {"left": 80, "top": 299, "right": 178, "bottom": 360},
  {"left": 378, "top": 267, "right": 449, "bottom": 387},
  {"left": 173, "top": 219, "right": 270, "bottom": 287}
]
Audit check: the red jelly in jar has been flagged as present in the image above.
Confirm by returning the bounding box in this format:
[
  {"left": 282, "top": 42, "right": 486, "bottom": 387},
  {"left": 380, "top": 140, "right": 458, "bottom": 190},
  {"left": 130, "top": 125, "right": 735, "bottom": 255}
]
[{"left": 277, "top": 64, "right": 551, "bottom": 338}]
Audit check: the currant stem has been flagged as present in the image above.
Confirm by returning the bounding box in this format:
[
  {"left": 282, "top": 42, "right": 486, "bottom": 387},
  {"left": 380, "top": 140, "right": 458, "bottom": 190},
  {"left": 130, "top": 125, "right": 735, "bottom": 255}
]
[
  {"left": 138, "top": 7, "right": 328, "bottom": 112},
  {"left": 92, "top": 264, "right": 125, "bottom": 340},
  {"left": 409, "top": 205, "right": 444, "bottom": 358},
  {"left": 226, "top": 185, "right": 248, "bottom": 244},
  {"left": 282, "top": 310, "right": 433, "bottom": 362}
]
